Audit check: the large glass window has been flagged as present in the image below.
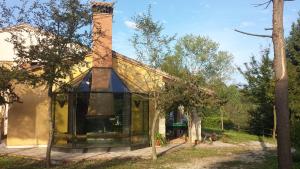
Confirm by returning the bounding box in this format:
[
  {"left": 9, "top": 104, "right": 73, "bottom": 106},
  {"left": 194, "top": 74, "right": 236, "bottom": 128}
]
[
  {"left": 53, "top": 68, "right": 149, "bottom": 149},
  {"left": 131, "top": 94, "right": 149, "bottom": 146},
  {"left": 74, "top": 92, "right": 130, "bottom": 147}
]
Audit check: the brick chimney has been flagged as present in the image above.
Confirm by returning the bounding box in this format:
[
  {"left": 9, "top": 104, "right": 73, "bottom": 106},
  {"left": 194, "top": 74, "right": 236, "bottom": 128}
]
[{"left": 91, "top": 2, "right": 113, "bottom": 68}]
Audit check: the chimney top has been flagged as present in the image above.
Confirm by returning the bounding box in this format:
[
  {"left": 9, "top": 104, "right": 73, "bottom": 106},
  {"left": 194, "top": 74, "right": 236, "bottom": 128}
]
[{"left": 92, "top": 2, "right": 113, "bottom": 14}]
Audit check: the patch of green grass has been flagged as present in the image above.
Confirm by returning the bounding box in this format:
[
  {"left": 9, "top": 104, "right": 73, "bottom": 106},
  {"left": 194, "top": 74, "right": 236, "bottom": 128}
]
[
  {"left": 0, "top": 146, "right": 249, "bottom": 169},
  {"left": 258, "top": 153, "right": 300, "bottom": 169},
  {"left": 212, "top": 150, "right": 300, "bottom": 169},
  {"left": 202, "top": 127, "right": 276, "bottom": 144},
  {"left": 156, "top": 147, "right": 246, "bottom": 164},
  {"left": 220, "top": 130, "right": 275, "bottom": 144},
  {"left": 0, "top": 156, "right": 44, "bottom": 169}
]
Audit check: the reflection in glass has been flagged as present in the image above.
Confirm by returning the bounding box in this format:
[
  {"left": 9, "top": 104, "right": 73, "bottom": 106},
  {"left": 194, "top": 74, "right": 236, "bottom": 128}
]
[{"left": 53, "top": 68, "right": 149, "bottom": 149}]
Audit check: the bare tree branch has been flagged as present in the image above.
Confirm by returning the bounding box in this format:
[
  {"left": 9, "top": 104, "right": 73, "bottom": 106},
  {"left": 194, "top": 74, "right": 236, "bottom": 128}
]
[
  {"left": 252, "top": 0, "right": 294, "bottom": 9},
  {"left": 234, "top": 29, "right": 272, "bottom": 38},
  {"left": 252, "top": 0, "right": 272, "bottom": 9},
  {"left": 265, "top": 28, "right": 273, "bottom": 31}
]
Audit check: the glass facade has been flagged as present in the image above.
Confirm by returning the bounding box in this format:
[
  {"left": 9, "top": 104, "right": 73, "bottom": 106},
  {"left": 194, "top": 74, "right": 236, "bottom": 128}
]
[{"left": 53, "top": 68, "right": 149, "bottom": 149}]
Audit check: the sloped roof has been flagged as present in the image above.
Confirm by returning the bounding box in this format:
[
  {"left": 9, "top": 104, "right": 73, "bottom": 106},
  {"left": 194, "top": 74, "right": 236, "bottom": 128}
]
[{"left": 112, "top": 51, "right": 174, "bottom": 80}]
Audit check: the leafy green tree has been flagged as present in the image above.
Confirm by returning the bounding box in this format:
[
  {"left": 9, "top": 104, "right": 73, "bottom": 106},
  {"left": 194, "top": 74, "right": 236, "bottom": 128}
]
[
  {"left": 0, "top": 0, "right": 92, "bottom": 167},
  {"left": 173, "top": 34, "right": 234, "bottom": 83},
  {"left": 0, "top": 64, "right": 34, "bottom": 142},
  {"left": 222, "top": 85, "right": 251, "bottom": 130},
  {"left": 162, "top": 74, "right": 214, "bottom": 143},
  {"left": 286, "top": 12, "right": 300, "bottom": 148},
  {"left": 170, "top": 35, "right": 234, "bottom": 131},
  {"left": 0, "top": 66, "right": 18, "bottom": 142},
  {"left": 213, "top": 81, "right": 230, "bottom": 131},
  {"left": 161, "top": 34, "right": 234, "bottom": 139},
  {"left": 160, "top": 54, "right": 188, "bottom": 78},
  {"left": 130, "top": 5, "right": 175, "bottom": 160},
  {"left": 0, "top": 66, "right": 19, "bottom": 105},
  {"left": 238, "top": 48, "right": 275, "bottom": 135}
]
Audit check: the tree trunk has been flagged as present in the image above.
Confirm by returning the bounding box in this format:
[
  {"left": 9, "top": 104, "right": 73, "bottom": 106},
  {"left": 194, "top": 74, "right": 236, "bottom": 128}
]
[
  {"left": 0, "top": 118, "right": 2, "bottom": 144},
  {"left": 46, "top": 91, "right": 54, "bottom": 168},
  {"left": 187, "top": 112, "right": 192, "bottom": 143},
  {"left": 273, "top": 105, "right": 277, "bottom": 140},
  {"left": 151, "top": 100, "right": 160, "bottom": 161},
  {"left": 272, "top": 0, "right": 292, "bottom": 168},
  {"left": 195, "top": 117, "right": 202, "bottom": 142},
  {"left": 221, "top": 108, "right": 224, "bottom": 131},
  {"left": 199, "top": 119, "right": 201, "bottom": 141}
]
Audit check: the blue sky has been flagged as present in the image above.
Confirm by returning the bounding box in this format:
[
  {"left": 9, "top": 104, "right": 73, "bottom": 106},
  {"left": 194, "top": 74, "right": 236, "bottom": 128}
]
[
  {"left": 6, "top": 0, "right": 300, "bottom": 84},
  {"left": 111, "top": 0, "right": 300, "bottom": 84}
]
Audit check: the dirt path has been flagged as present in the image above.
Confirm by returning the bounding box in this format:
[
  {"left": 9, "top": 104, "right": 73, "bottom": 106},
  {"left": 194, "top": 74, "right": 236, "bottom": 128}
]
[{"left": 172, "top": 141, "right": 276, "bottom": 169}]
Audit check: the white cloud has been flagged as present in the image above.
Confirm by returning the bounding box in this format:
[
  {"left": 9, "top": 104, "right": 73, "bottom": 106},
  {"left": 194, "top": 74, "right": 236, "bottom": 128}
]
[{"left": 124, "top": 20, "right": 137, "bottom": 29}]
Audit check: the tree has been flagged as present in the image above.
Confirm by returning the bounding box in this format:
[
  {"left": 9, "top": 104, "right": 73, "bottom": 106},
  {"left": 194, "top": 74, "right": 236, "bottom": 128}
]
[
  {"left": 272, "top": 1, "right": 292, "bottom": 167},
  {"left": 172, "top": 35, "right": 233, "bottom": 131},
  {"left": 238, "top": 48, "right": 275, "bottom": 136},
  {"left": 162, "top": 74, "right": 214, "bottom": 143},
  {"left": 0, "top": 0, "right": 92, "bottom": 167},
  {"left": 174, "top": 35, "right": 234, "bottom": 83},
  {"left": 0, "top": 64, "right": 33, "bottom": 143},
  {"left": 160, "top": 54, "right": 188, "bottom": 78},
  {"left": 0, "top": 66, "right": 19, "bottom": 105},
  {"left": 235, "top": 1, "right": 293, "bottom": 167},
  {"left": 130, "top": 5, "right": 175, "bottom": 160},
  {"left": 222, "top": 85, "right": 251, "bottom": 131},
  {"left": 213, "top": 81, "right": 229, "bottom": 131},
  {"left": 286, "top": 12, "right": 300, "bottom": 148},
  {"left": 0, "top": 66, "right": 18, "bottom": 143}
]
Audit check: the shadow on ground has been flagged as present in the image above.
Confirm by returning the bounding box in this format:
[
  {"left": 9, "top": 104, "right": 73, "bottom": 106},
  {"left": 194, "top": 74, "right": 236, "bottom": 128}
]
[
  {"left": 60, "top": 157, "right": 143, "bottom": 169},
  {"left": 204, "top": 150, "right": 277, "bottom": 169}
]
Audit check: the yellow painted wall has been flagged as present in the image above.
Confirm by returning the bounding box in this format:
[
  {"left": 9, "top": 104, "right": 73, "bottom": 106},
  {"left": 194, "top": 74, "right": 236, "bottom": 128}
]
[
  {"left": 7, "top": 84, "right": 49, "bottom": 146},
  {"left": 131, "top": 95, "right": 143, "bottom": 134},
  {"left": 7, "top": 53, "right": 167, "bottom": 146},
  {"left": 54, "top": 96, "right": 68, "bottom": 133}
]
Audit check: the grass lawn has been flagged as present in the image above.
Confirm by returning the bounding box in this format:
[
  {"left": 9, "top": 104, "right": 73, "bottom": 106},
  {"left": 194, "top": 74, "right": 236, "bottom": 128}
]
[
  {"left": 202, "top": 128, "right": 276, "bottom": 144},
  {"left": 1, "top": 130, "right": 297, "bottom": 169},
  {"left": 214, "top": 150, "right": 300, "bottom": 169},
  {"left": 0, "top": 147, "right": 248, "bottom": 169},
  {"left": 0, "top": 147, "right": 300, "bottom": 169},
  {"left": 1, "top": 147, "right": 299, "bottom": 169}
]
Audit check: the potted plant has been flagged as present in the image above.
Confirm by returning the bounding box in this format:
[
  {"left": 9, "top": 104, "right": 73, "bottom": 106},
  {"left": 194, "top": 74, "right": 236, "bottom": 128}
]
[{"left": 155, "top": 133, "right": 167, "bottom": 146}]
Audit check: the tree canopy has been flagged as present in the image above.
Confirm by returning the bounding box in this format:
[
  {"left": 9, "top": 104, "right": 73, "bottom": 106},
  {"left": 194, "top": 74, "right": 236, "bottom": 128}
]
[
  {"left": 286, "top": 12, "right": 300, "bottom": 148},
  {"left": 0, "top": 66, "right": 18, "bottom": 105},
  {"left": 131, "top": 5, "right": 175, "bottom": 69},
  {"left": 0, "top": 0, "right": 93, "bottom": 167},
  {"left": 238, "top": 48, "right": 275, "bottom": 135},
  {"left": 171, "top": 34, "right": 234, "bottom": 83}
]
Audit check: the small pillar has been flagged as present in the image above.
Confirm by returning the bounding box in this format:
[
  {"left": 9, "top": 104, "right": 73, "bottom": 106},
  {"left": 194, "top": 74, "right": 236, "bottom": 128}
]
[
  {"left": 158, "top": 116, "right": 166, "bottom": 137},
  {"left": 191, "top": 112, "right": 201, "bottom": 142}
]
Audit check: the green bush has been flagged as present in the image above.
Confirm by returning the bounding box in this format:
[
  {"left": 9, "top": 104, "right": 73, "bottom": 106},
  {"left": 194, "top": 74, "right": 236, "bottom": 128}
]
[
  {"left": 202, "top": 116, "right": 220, "bottom": 129},
  {"left": 202, "top": 115, "right": 235, "bottom": 130},
  {"left": 291, "top": 120, "right": 300, "bottom": 148}
]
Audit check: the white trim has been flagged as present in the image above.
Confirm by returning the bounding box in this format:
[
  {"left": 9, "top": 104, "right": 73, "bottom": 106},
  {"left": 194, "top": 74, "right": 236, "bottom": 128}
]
[{"left": 6, "top": 145, "right": 47, "bottom": 148}]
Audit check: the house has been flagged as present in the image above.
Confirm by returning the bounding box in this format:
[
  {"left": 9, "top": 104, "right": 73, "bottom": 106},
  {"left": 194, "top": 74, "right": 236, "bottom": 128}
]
[{"left": 0, "top": 2, "right": 171, "bottom": 150}]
